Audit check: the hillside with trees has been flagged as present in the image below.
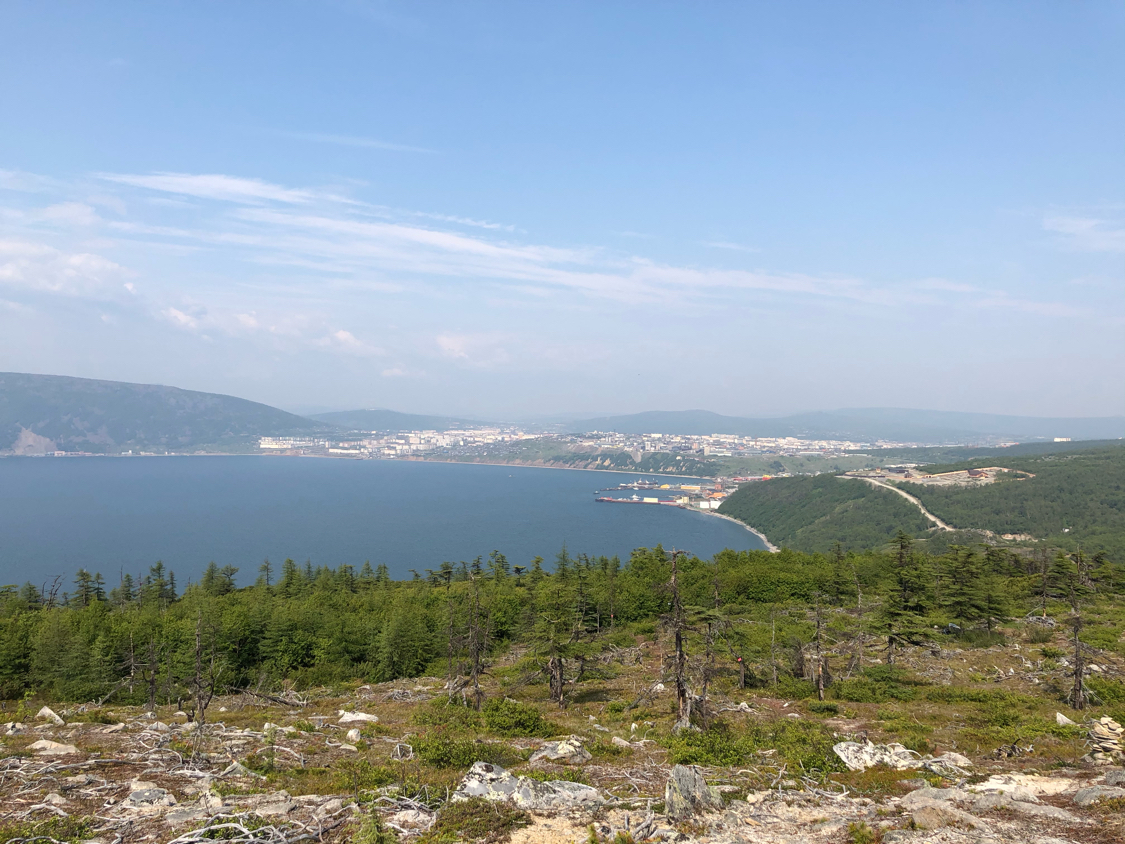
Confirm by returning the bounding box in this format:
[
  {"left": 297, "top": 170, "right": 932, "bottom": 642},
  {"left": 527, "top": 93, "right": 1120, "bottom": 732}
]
[
  {"left": 0, "top": 373, "right": 327, "bottom": 454},
  {"left": 896, "top": 444, "right": 1125, "bottom": 562},
  {"left": 718, "top": 474, "right": 932, "bottom": 552}
]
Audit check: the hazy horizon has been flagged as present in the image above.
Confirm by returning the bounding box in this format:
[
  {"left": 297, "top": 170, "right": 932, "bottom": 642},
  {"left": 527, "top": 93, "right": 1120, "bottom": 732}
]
[{"left": 1, "top": 3, "right": 1122, "bottom": 418}]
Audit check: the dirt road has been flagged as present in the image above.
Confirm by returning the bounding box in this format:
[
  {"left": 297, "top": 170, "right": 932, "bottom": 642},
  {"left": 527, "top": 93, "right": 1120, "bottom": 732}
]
[{"left": 840, "top": 475, "right": 954, "bottom": 531}]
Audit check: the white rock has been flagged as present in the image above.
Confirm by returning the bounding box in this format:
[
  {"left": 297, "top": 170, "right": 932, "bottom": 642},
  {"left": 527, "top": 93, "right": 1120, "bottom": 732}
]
[
  {"left": 29, "top": 739, "right": 79, "bottom": 755},
  {"left": 530, "top": 737, "right": 592, "bottom": 765},
  {"left": 611, "top": 736, "right": 633, "bottom": 748},
  {"left": 453, "top": 762, "right": 603, "bottom": 811},
  {"left": 3, "top": 721, "right": 26, "bottom": 735},
  {"left": 337, "top": 710, "right": 378, "bottom": 724},
  {"left": 103, "top": 722, "right": 126, "bottom": 733},
  {"left": 833, "top": 741, "right": 920, "bottom": 771},
  {"left": 37, "top": 706, "right": 65, "bottom": 726},
  {"left": 345, "top": 728, "right": 362, "bottom": 743},
  {"left": 339, "top": 743, "right": 358, "bottom": 752},
  {"left": 1056, "top": 712, "right": 1077, "bottom": 726},
  {"left": 389, "top": 809, "right": 431, "bottom": 829}
]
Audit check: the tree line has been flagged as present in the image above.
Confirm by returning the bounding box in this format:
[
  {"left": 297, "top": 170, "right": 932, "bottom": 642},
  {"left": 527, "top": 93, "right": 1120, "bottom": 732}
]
[{"left": 1, "top": 539, "right": 1120, "bottom": 721}]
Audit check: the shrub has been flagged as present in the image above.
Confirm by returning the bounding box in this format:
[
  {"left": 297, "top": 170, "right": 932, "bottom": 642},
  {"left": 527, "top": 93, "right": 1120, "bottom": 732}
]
[
  {"left": 1025, "top": 626, "right": 1053, "bottom": 644},
  {"left": 482, "top": 698, "right": 552, "bottom": 737},
  {"left": 665, "top": 719, "right": 843, "bottom": 773},
  {"left": 832, "top": 666, "right": 924, "bottom": 703},
  {"left": 414, "top": 734, "right": 521, "bottom": 769},
  {"left": 1087, "top": 677, "right": 1125, "bottom": 705},
  {"left": 413, "top": 698, "right": 483, "bottom": 730},
  {"left": 332, "top": 759, "right": 398, "bottom": 793},
  {"left": 806, "top": 701, "right": 839, "bottom": 716},
  {"left": 417, "top": 797, "right": 529, "bottom": 844},
  {"left": 353, "top": 812, "right": 399, "bottom": 844}
]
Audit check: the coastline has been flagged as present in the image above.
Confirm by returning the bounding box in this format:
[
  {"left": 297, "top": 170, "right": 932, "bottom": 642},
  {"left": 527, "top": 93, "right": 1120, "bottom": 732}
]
[{"left": 700, "top": 509, "right": 779, "bottom": 553}]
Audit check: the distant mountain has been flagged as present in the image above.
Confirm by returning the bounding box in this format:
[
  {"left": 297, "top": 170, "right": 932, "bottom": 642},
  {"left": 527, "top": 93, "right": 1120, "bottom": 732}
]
[
  {"left": 0, "top": 372, "right": 327, "bottom": 454},
  {"left": 309, "top": 408, "right": 481, "bottom": 432},
  {"left": 571, "top": 408, "right": 1124, "bottom": 444}
]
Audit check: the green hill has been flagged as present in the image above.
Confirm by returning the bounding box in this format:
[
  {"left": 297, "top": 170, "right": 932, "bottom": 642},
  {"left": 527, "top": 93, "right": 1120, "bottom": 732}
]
[
  {"left": 897, "top": 444, "right": 1125, "bottom": 561},
  {"left": 718, "top": 473, "right": 931, "bottom": 553},
  {"left": 0, "top": 372, "right": 327, "bottom": 454}
]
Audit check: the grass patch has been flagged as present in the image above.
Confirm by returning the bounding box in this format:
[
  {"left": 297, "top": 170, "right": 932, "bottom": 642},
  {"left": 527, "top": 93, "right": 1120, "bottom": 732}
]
[
  {"left": 664, "top": 718, "right": 843, "bottom": 773},
  {"left": 0, "top": 816, "right": 95, "bottom": 843},
  {"left": 516, "top": 767, "right": 589, "bottom": 784},
  {"left": 833, "top": 666, "right": 926, "bottom": 703},
  {"left": 413, "top": 698, "right": 483, "bottom": 731},
  {"left": 418, "top": 797, "right": 530, "bottom": 844}
]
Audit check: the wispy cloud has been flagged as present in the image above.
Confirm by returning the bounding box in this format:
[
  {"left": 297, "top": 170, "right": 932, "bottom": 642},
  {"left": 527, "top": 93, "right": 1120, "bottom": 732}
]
[
  {"left": 702, "top": 240, "right": 760, "bottom": 253},
  {"left": 282, "top": 131, "right": 436, "bottom": 154},
  {"left": 1043, "top": 215, "right": 1125, "bottom": 253},
  {"left": 98, "top": 172, "right": 319, "bottom": 204}
]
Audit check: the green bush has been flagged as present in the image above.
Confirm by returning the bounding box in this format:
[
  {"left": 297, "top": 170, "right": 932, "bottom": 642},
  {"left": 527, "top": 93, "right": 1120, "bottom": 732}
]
[
  {"left": 413, "top": 734, "right": 521, "bottom": 769},
  {"left": 417, "top": 797, "right": 529, "bottom": 844},
  {"left": 482, "top": 698, "right": 552, "bottom": 738},
  {"left": 332, "top": 759, "right": 397, "bottom": 792},
  {"left": 1088, "top": 677, "right": 1125, "bottom": 705},
  {"left": 665, "top": 719, "right": 843, "bottom": 773},
  {"left": 832, "top": 666, "right": 924, "bottom": 703},
  {"left": 413, "top": 698, "right": 483, "bottom": 730},
  {"left": 806, "top": 701, "right": 840, "bottom": 715}
]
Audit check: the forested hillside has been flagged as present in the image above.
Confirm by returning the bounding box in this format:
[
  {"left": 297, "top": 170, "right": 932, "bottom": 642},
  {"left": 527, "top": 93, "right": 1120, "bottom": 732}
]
[
  {"left": 718, "top": 474, "right": 931, "bottom": 552},
  {"left": 898, "top": 444, "right": 1125, "bottom": 561},
  {"left": 0, "top": 373, "right": 326, "bottom": 454},
  {"left": 1, "top": 541, "right": 1121, "bottom": 707}
]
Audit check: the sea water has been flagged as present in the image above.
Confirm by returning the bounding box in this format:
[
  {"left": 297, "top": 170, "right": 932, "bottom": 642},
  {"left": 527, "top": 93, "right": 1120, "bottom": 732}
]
[{"left": 0, "top": 456, "right": 766, "bottom": 588}]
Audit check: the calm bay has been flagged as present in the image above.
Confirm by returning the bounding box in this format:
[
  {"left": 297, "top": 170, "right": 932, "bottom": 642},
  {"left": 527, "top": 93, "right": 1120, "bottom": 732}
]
[{"left": 0, "top": 456, "right": 765, "bottom": 588}]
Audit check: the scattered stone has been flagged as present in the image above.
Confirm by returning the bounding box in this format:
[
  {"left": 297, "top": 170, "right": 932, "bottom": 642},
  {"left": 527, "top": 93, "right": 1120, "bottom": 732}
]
[
  {"left": 3, "top": 721, "right": 26, "bottom": 735},
  {"left": 1073, "top": 785, "right": 1125, "bottom": 807},
  {"left": 664, "top": 764, "right": 722, "bottom": 820},
  {"left": 452, "top": 761, "right": 603, "bottom": 811},
  {"left": 1084, "top": 716, "right": 1124, "bottom": 765},
  {"left": 1104, "top": 770, "right": 1125, "bottom": 787},
  {"left": 220, "top": 761, "right": 264, "bottom": 779},
  {"left": 127, "top": 788, "right": 176, "bottom": 807},
  {"left": 166, "top": 808, "right": 208, "bottom": 826},
  {"left": 1056, "top": 712, "right": 1077, "bottom": 726},
  {"left": 145, "top": 721, "right": 171, "bottom": 733},
  {"left": 43, "top": 792, "right": 68, "bottom": 806},
  {"left": 345, "top": 728, "right": 362, "bottom": 743},
  {"left": 336, "top": 710, "right": 378, "bottom": 724},
  {"left": 28, "top": 739, "right": 79, "bottom": 755},
  {"left": 530, "top": 737, "right": 592, "bottom": 765},
  {"left": 611, "top": 736, "right": 633, "bottom": 749},
  {"left": 969, "top": 773, "right": 1076, "bottom": 798},
  {"left": 263, "top": 722, "right": 296, "bottom": 733},
  {"left": 37, "top": 706, "right": 65, "bottom": 725},
  {"left": 102, "top": 722, "right": 126, "bottom": 733},
  {"left": 389, "top": 809, "right": 431, "bottom": 829},
  {"left": 912, "top": 804, "right": 970, "bottom": 830},
  {"left": 833, "top": 741, "right": 919, "bottom": 771},
  {"left": 339, "top": 743, "right": 358, "bottom": 752}
]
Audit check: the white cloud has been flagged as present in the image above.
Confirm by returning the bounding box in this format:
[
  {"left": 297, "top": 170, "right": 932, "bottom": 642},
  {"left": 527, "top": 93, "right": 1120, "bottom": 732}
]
[
  {"left": 1043, "top": 216, "right": 1125, "bottom": 253},
  {"left": 0, "top": 238, "right": 125, "bottom": 296},
  {"left": 702, "top": 240, "right": 760, "bottom": 253},
  {"left": 98, "top": 172, "right": 318, "bottom": 205},
  {"left": 162, "top": 306, "right": 198, "bottom": 328},
  {"left": 37, "top": 202, "right": 101, "bottom": 227}
]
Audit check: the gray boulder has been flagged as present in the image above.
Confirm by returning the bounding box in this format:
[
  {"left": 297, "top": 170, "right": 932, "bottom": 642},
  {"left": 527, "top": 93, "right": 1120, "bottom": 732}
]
[
  {"left": 1104, "top": 770, "right": 1125, "bottom": 787},
  {"left": 1073, "top": 785, "right": 1125, "bottom": 807},
  {"left": 452, "top": 762, "right": 603, "bottom": 811},
  {"left": 530, "top": 737, "right": 592, "bottom": 765},
  {"left": 664, "top": 764, "right": 722, "bottom": 820},
  {"left": 127, "top": 788, "right": 176, "bottom": 807}
]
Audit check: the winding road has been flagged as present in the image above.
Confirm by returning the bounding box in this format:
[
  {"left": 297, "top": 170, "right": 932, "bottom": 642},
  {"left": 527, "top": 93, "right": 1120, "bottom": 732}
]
[{"left": 839, "top": 475, "right": 954, "bottom": 531}]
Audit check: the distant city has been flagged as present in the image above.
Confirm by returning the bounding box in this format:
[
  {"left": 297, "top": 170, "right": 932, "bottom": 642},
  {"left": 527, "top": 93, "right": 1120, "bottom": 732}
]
[{"left": 259, "top": 427, "right": 974, "bottom": 460}]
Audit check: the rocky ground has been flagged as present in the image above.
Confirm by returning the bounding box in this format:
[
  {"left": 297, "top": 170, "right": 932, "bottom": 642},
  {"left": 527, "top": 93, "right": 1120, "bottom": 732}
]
[{"left": 2, "top": 630, "right": 1124, "bottom": 844}]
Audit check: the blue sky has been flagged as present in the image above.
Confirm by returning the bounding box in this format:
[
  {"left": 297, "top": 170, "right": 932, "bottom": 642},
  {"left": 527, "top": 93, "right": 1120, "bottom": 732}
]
[{"left": 1, "top": 1, "right": 1122, "bottom": 418}]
